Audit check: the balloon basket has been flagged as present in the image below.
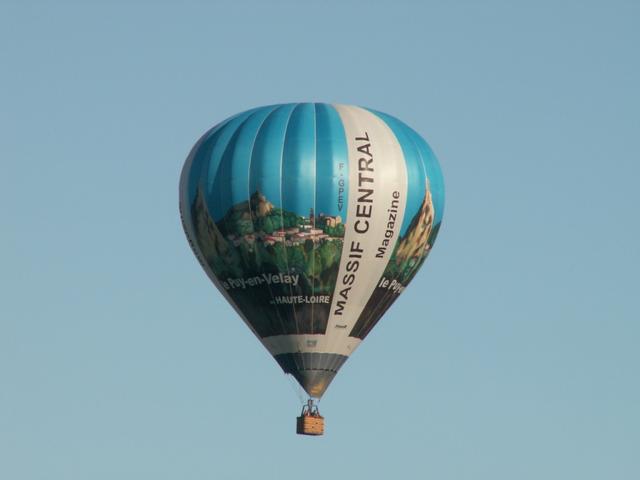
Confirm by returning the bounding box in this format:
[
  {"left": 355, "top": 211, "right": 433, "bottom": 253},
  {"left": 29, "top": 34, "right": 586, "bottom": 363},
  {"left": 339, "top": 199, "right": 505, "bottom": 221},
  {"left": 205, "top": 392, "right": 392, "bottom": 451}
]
[{"left": 296, "top": 400, "right": 324, "bottom": 436}]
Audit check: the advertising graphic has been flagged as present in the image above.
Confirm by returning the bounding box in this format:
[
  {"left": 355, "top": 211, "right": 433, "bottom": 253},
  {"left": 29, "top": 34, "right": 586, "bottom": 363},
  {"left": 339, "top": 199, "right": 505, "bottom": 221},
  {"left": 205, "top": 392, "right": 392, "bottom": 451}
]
[{"left": 180, "top": 103, "right": 444, "bottom": 398}]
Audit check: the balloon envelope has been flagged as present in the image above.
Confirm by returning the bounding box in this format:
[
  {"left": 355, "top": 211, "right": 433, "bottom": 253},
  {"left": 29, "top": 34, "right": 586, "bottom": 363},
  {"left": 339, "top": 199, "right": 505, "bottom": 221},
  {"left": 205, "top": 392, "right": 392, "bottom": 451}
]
[{"left": 180, "top": 103, "right": 444, "bottom": 398}]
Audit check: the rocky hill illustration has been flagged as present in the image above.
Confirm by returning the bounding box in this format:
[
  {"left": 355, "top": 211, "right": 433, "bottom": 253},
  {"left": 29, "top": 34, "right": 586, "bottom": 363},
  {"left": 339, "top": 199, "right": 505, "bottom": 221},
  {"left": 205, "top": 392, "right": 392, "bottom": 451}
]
[
  {"left": 250, "top": 190, "right": 274, "bottom": 217},
  {"left": 217, "top": 190, "right": 274, "bottom": 231},
  {"left": 394, "top": 187, "right": 435, "bottom": 267},
  {"left": 380, "top": 183, "right": 438, "bottom": 285},
  {"left": 191, "top": 187, "right": 234, "bottom": 272},
  {"left": 216, "top": 190, "right": 307, "bottom": 238}
]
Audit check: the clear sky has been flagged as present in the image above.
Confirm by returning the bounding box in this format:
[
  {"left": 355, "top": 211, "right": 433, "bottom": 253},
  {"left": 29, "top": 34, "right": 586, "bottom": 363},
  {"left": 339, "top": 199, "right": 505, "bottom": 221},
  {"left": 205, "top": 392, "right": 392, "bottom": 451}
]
[{"left": 2, "top": 1, "right": 639, "bottom": 479}]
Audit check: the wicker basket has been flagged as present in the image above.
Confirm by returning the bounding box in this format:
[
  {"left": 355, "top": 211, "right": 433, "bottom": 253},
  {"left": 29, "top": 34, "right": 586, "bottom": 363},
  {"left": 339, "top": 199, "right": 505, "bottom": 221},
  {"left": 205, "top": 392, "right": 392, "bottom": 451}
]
[{"left": 296, "top": 415, "right": 324, "bottom": 436}]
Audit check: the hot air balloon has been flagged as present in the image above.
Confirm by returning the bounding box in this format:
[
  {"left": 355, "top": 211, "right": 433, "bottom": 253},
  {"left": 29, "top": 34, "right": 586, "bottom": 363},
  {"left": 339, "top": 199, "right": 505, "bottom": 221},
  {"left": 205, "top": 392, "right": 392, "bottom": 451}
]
[{"left": 179, "top": 103, "right": 444, "bottom": 435}]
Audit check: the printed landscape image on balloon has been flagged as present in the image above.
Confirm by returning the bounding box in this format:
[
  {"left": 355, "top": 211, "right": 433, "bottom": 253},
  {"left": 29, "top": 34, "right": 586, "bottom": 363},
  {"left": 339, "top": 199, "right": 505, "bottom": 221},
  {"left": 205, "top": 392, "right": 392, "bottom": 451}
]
[{"left": 180, "top": 103, "right": 444, "bottom": 434}]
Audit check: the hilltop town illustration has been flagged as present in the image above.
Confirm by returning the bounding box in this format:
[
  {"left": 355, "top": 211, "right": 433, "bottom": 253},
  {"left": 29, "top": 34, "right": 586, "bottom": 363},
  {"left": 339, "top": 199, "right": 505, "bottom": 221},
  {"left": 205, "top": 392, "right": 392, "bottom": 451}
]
[
  {"left": 190, "top": 188, "right": 345, "bottom": 296},
  {"left": 189, "top": 184, "right": 440, "bottom": 338},
  {"left": 219, "top": 192, "right": 345, "bottom": 249}
]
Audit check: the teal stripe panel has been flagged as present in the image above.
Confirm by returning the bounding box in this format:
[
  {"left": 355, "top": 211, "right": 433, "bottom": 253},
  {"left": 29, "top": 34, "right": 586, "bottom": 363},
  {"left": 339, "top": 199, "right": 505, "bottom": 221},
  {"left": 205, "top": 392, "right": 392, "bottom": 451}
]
[
  {"left": 315, "top": 103, "right": 348, "bottom": 220},
  {"left": 205, "top": 112, "right": 257, "bottom": 220},
  {"left": 282, "top": 103, "right": 316, "bottom": 219},
  {"left": 227, "top": 106, "right": 279, "bottom": 207},
  {"left": 249, "top": 104, "right": 297, "bottom": 208}
]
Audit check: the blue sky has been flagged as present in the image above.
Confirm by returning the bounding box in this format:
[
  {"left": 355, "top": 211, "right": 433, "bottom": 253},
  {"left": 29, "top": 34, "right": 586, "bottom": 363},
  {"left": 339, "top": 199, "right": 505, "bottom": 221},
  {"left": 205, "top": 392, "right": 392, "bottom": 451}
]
[{"left": 2, "top": 1, "right": 639, "bottom": 479}]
